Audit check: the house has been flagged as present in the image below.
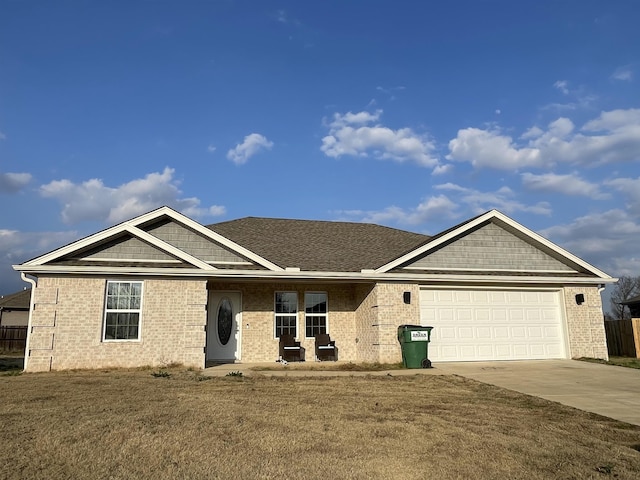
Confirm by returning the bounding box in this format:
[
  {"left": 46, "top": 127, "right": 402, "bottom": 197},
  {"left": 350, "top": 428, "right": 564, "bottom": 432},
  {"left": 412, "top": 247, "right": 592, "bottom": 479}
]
[
  {"left": 622, "top": 294, "right": 640, "bottom": 318},
  {"left": 13, "top": 206, "right": 615, "bottom": 372},
  {"left": 0, "top": 288, "right": 31, "bottom": 327}
]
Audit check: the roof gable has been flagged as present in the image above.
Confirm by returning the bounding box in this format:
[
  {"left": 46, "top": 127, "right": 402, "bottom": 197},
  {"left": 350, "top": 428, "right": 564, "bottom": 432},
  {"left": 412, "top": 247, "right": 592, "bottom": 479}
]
[
  {"left": 18, "top": 207, "right": 282, "bottom": 272},
  {"left": 401, "top": 221, "right": 576, "bottom": 273},
  {"left": 377, "top": 210, "right": 612, "bottom": 280}
]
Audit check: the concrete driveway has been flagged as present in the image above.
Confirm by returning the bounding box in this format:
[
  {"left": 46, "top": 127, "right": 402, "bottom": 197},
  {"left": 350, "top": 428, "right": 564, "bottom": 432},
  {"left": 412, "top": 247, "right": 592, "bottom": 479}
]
[{"left": 435, "top": 359, "right": 640, "bottom": 426}]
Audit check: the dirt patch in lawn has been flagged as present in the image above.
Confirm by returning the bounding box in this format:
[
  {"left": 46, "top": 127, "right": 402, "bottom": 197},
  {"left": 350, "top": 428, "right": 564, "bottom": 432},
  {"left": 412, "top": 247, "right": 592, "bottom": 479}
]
[{"left": 2, "top": 369, "right": 640, "bottom": 479}]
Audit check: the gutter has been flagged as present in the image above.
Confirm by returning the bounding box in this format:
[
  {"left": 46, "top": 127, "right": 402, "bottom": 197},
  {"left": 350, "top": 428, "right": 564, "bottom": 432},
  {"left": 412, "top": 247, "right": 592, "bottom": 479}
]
[
  {"left": 20, "top": 273, "right": 37, "bottom": 372},
  {"left": 13, "top": 264, "right": 618, "bottom": 286}
]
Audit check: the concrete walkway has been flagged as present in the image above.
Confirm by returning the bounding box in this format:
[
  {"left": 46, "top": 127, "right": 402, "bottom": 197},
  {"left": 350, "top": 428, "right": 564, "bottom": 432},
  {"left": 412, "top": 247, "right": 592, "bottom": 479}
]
[{"left": 204, "top": 359, "right": 640, "bottom": 426}]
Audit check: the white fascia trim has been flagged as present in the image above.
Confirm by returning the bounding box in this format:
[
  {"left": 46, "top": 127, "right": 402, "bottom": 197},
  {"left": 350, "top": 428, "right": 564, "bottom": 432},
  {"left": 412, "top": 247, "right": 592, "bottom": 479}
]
[
  {"left": 12, "top": 264, "right": 618, "bottom": 285},
  {"left": 402, "top": 266, "right": 576, "bottom": 274},
  {"left": 375, "top": 209, "right": 613, "bottom": 280}
]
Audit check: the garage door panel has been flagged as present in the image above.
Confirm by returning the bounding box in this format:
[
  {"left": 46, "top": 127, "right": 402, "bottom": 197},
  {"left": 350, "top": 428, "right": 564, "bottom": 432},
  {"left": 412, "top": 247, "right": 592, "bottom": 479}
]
[
  {"left": 527, "top": 326, "right": 543, "bottom": 338},
  {"left": 477, "top": 327, "right": 491, "bottom": 338},
  {"left": 420, "top": 288, "right": 566, "bottom": 361}
]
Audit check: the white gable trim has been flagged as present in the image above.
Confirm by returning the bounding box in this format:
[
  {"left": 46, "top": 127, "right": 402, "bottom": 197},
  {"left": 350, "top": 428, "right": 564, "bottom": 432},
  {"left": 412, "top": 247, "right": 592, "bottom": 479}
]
[
  {"left": 21, "top": 206, "right": 283, "bottom": 271},
  {"left": 375, "top": 209, "right": 613, "bottom": 280}
]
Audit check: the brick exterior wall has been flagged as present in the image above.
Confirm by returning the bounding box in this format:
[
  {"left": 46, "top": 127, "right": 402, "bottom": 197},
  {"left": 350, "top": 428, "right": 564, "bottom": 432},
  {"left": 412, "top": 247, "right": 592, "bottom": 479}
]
[
  {"left": 207, "top": 281, "right": 419, "bottom": 365},
  {"left": 208, "top": 281, "right": 361, "bottom": 363},
  {"left": 24, "top": 277, "right": 609, "bottom": 372},
  {"left": 352, "top": 283, "right": 420, "bottom": 363},
  {"left": 563, "top": 285, "right": 609, "bottom": 360},
  {"left": 25, "top": 276, "right": 207, "bottom": 372}
]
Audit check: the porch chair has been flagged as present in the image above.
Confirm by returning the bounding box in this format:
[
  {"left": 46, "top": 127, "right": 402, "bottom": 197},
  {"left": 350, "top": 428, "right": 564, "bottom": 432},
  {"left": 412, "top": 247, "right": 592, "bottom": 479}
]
[
  {"left": 315, "top": 333, "right": 337, "bottom": 361},
  {"left": 279, "top": 334, "right": 303, "bottom": 362}
]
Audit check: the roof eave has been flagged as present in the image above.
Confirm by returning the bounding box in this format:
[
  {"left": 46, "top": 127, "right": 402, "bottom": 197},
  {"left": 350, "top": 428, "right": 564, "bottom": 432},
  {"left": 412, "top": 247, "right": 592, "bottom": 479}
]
[{"left": 12, "top": 264, "right": 617, "bottom": 285}]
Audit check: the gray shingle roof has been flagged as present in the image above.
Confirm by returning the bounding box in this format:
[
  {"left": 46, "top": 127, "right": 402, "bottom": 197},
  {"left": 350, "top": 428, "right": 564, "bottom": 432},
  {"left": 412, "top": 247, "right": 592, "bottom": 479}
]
[
  {"left": 622, "top": 294, "right": 640, "bottom": 305},
  {"left": 0, "top": 289, "right": 31, "bottom": 309},
  {"left": 208, "top": 217, "right": 430, "bottom": 272}
]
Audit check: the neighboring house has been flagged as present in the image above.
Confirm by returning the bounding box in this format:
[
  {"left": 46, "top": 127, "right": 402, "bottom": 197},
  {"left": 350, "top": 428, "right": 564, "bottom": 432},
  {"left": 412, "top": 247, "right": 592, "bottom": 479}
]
[
  {"left": 622, "top": 294, "right": 640, "bottom": 318},
  {"left": 0, "top": 288, "right": 31, "bottom": 327},
  {"left": 13, "top": 206, "right": 615, "bottom": 372}
]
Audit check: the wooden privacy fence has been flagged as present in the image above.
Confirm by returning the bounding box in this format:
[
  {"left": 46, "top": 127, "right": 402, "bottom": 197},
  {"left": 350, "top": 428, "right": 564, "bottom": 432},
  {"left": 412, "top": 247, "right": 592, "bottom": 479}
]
[
  {"left": 0, "top": 326, "right": 27, "bottom": 352},
  {"left": 605, "top": 319, "right": 640, "bottom": 357}
]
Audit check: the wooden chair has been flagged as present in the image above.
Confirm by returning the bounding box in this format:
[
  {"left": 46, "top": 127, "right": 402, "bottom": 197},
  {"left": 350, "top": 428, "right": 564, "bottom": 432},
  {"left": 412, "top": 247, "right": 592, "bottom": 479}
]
[
  {"left": 279, "top": 334, "right": 303, "bottom": 362},
  {"left": 315, "top": 333, "right": 337, "bottom": 361}
]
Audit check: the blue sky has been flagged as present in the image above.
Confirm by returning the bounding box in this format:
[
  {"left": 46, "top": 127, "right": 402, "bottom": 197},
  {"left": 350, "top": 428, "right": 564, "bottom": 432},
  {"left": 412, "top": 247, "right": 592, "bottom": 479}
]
[{"left": 1, "top": 1, "right": 639, "bottom": 310}]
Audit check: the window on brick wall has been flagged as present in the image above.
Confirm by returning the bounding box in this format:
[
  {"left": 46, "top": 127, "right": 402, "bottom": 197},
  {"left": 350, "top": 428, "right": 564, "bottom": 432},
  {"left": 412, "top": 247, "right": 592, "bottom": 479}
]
[
  {"left": 103, "top": 281, "right": 143, "bottom": 341},
  {"left": 274, "top": 292, "right": 297, "bottom": 338},
  {"left": 305, "top": 292, "right": 328, "bottom": 338}
]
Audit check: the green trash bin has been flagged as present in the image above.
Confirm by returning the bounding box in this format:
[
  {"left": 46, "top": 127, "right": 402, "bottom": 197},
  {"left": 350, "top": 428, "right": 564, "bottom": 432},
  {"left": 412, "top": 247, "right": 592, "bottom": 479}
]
[{"left": 397, "top": 325, "right": 434, "bottom": 368}]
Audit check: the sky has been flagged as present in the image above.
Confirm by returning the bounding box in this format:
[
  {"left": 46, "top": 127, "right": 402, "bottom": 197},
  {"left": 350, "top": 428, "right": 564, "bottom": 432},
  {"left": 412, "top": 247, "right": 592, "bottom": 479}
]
[{"left": 0, "top": 1, "right": 639, "bottom": 311}]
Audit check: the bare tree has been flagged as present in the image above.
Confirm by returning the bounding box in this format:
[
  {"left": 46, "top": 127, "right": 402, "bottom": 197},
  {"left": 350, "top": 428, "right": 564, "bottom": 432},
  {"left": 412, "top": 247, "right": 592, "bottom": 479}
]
[{"left": 609, "top": 276, "right": 640, "bottom": 320}]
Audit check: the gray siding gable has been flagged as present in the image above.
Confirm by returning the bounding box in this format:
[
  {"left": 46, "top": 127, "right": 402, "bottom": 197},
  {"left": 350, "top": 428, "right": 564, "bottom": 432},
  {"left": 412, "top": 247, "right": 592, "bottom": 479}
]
[
  {"left": 143, "top": 219, "right": 253, "bottom": 265},
  {"left": 74, "top": 235, "right": 179, "bottom": 262},
  {"left": 52, "top": 219, "right": 259, "bottom": 268},
  {"left": 402, "top": 221, "right": 578, "bottom": 273}
]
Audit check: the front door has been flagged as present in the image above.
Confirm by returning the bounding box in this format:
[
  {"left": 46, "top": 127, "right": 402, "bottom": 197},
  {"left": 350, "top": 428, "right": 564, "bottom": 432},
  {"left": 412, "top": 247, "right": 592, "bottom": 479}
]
[{"left": 207, "top": 291, "right": 241, "bottom": 362}]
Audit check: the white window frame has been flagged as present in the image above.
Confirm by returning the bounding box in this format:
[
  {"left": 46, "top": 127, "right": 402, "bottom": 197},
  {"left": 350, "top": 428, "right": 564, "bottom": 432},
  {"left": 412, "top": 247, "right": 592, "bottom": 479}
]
[
  {"left": 102, "top": 280, "right": 144, "bottom": 342},
  {"left": 304, "top": 291, "right": 328, "bottom": 339},
  {"left": 274, "top": 291, "right": 298, "bottom": 339}
]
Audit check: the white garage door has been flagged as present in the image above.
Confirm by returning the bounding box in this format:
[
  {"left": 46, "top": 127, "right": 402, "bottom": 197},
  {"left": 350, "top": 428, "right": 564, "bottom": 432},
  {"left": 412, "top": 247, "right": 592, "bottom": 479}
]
[{"left": 419, "top": 288, "right": 567, "bottom": 361}]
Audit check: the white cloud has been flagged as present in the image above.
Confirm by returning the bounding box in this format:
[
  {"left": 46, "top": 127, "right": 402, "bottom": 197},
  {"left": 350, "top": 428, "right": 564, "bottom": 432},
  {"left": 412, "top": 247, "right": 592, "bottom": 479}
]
[
  {"left": 0, "top": 229, "right": 79, "bottom": 263},
  {"left": 540, "top": 209, "right": 640, "bottom": 277},
  {"left": 432, "top": 164, "right": 454, "bottom": 175},
  {"left": 226, "top": 133, "right": 274, "bottom": 165},
  {"left": 545, "top": 80, "right": 597, "bottom": 111},
  {"left": 39, "top": 167, "right": 225, "bottom": 224},
  {"left": 0, "top": 172, "right": 32, "bottom": 193},
  {"left": 582, "top": 108, "right": 640, "bottom": 131},
  {"left": 447, "top": 108, "right": 640, "bottom": 170},
  {"left": 0, "top": 228, "right": 82, "bottom": 293},
  {"left": 207, "top": 144, "right": 216, "bottom": 153},
  {"left": 521, "top": 172, "right": 609, "bottom": 199},
  {"left": 554, "top": 80, "right": 570, "bottom": 95},
  {"left": 336, "top": 194, "right": 459, "bottom": 227},
  {"left": 447, "top": 127, "right": 542, "bottom": 169},
  {"left": 0, "top": 131, "right": 6, "bottom": 140},
  {"left": 321, "top": 110, "right": 439, "bottom": 169},
  {"left": 435, "top": 183, "right": 552, "bottom": 216},
  {"left": 611, "top": 66, "right": 633, "bottom": 81},
  {"left": 605, "top": 176, "right": 640, "bottom": 215}
]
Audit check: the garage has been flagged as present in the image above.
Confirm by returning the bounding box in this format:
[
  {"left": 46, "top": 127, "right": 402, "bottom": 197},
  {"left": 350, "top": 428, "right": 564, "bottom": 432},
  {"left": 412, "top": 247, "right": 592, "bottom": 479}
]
[{"left": 419, "top": 288, "right": 567, "bottom": 361}]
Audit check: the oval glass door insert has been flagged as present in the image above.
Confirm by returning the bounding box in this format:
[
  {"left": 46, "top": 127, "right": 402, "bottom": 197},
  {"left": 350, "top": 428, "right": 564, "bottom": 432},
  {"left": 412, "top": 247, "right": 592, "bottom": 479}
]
[{"left": 217, "top": 298, "right": 233, "bottom": 345}]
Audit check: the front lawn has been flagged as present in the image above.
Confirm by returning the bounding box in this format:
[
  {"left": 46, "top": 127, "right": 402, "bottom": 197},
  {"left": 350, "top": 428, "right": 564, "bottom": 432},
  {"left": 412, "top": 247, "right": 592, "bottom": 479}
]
[
  {"left": 579, "top": 356, "right": 640, "bottom": 369},
  {"left": 2, "top": 368, "right": 640, "bottom": 479}
]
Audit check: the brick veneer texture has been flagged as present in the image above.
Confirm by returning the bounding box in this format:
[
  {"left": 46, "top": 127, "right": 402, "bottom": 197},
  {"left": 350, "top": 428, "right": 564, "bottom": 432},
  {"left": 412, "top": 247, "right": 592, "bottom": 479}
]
[
  {"left": 26, "top": 276, "right": 207, "bottom": 372},
  {"left": 563, "top": 285, "right": 608, "bottom": 360},
  {"left": 25, "top": 277, "right": 609, "bottom": 372}
]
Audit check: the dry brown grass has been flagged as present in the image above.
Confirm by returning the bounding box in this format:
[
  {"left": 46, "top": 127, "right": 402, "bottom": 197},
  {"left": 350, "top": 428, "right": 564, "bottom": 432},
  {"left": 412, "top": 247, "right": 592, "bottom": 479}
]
[
  {"left": 2, "top": 368, "right": 640, "bottom": 479},
  {"left": 580, "top": 356, "right": 640, "bottom": 370}
]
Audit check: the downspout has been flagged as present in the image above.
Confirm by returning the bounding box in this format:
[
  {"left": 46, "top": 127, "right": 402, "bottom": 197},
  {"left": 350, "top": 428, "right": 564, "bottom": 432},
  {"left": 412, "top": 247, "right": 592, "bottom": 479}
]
[{"left": 20, "top": 273, "right": 37, "bottom": 372}]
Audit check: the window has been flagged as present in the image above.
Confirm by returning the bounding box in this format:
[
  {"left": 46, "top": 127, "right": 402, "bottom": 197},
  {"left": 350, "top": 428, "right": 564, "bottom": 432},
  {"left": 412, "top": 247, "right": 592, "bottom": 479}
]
[
  {"left": 275, "top": 292, "right": 297, "bottom": 338},
  {"left": 305, "top": 292, "right": 327, "bottom": 338},
  {"left": 103, "top": 281, "right": 143, "bottom": 341}
]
